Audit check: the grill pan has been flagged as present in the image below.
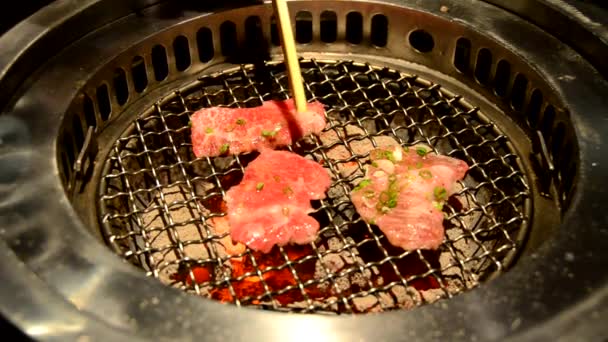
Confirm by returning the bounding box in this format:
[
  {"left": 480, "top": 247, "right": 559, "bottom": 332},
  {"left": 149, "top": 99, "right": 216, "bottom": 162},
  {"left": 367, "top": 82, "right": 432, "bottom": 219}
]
[
  {"left": 100, "top": 60, "right": 532, "bottom": 313},
  {"left": 0, "top": 0, "right": 607, "bottom": 340}
]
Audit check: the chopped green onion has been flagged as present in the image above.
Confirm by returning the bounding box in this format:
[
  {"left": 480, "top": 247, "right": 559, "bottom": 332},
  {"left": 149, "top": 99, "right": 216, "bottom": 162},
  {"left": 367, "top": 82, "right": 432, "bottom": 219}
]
[
  {"left": 379, "top": 191, "right": 390, "bottom": 203},
  {"left": 273, "top": 175, "right": 281, "bottom": 182},
  {"left": 205, "top": 127, "right": 214, "bottom": 134},
  {"left": 363, "top": 190, "right": 376, "bottom": 198},
  {"left": 369, "top": 218, "right": 376, "bottom": 225},
  {"left": 388, "top": 175, "right": 399, "bottom": 191},
  {"left": 219, "top": 143, "right": 229, "bottom": 154},
  {"left": 419, "top": 169, "right": 432, "bottom": 179},
  {"left": 416, "top": 161, "right": 423, "bottom": 169},
  {"left": 382, "top": 150, "right": 396, "bottom": 163},
  {"left": 261, "top": 129, "right": 278, "bottom": 138},
  {"left": 283, "top": 186, "right": 294, "bottom": 196},
  {"left": 416, "top": 147, "right": 428, "bottom": 157},
  {"left": 371, "top": 161, "right": 379, "bottom": 168},
  {"left": 188, "top": 121, "right": 192, "bottom": 127},
  {"left": 433, "top": 201, "right": 444, "bottom": 210},
  {"left": 370, "top": 176, "right": 400, "bottom": 213},
  {"left": 403, "top": 146, "right": 410, "bottom": 152},
  {"left": 433, "top": 186, "right": 447, "bottom": 201},
  {"left": 354, "top": 179, "right": 372, "bottom": 191},
  {"left": 236, "top": 118, "right": 246, "bottom": 125},
  {"left": 256, "top": 182, "right": 264, "bottom": 191}
]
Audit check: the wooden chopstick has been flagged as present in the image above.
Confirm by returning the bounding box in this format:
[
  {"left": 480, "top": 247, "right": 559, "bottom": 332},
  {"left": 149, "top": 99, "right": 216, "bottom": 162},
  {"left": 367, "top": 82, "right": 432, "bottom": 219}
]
[{"left": 273, "top": 0, "right": 308, "bottom": 113}]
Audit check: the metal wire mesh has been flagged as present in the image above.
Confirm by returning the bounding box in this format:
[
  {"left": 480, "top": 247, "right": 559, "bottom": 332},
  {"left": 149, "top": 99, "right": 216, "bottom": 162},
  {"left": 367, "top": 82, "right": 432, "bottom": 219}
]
[{"left": 99, "top": 59, "right": 530, "bottom": 314}]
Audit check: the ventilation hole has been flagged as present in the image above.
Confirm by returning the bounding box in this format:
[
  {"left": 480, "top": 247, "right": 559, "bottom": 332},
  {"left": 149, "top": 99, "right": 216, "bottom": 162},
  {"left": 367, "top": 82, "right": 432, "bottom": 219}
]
[
  {"left": 245, "top": 16, "right": 264, "bottom": 49},
  {"left": 554, "top": 142, "right": 576, "bottom": 174},
  {"left": 494, "top": 60, "right": 511, "bottom": 97},
  {"left": 96, "top": 84, "right": 111, "bottom": 121},
  {"left": 552, "top": 122, "right": 566, "bottom": 162},
  {"left": 83, "top": 95, "right": 96, "bottom": 128},
  {"left": 173, "top": 36, "right": 191, "bottom": 71},
  {"left": 371, "top": 14, "right": 388, "bottom": 47},
  {"left": 320, "top": 11, "right": 337, "bottom": 43},
  {"left": 540, "top": 105, "right": 556, "bottom": 139},
  {"left": 474, "top": 48, "right": 492, "bottom": 85},
  {"left": 61, "top": 152, "right": 71, "bottom": 184},
  {"left": 346, "top": 12, "right": 363, "bottom": 44},
  {"left": 151, "top": 45, "right": 169, "bottom": 81},
  {"left": 113, "top": 68, "right": 129, "bottom": 105},
  {"left": 564, "top": 162, "right": 577, "bottom": 202},
  {"left": 409, "top": 29, "right": 434, "bottom": 53},
  {"left": 561, "top": 142, "right": 574, "bottom": 187},
  {"left": 454, "top": 38, "right": 471, "bottom": 72},
  {"left": 221, "top": 21, "right": 238, "bottom": 56},
  {"left": 131, "top": 56, "right": 148, "bottom": 93},
  {"left": 196, "top": 28, "right": 214, "bottom": 63},
  {"left": 72, "top": 114, "right": 84, "bottom": 152},
  {"left": 296, "top": 11, "right": 313, "bottom": 44},
  {"left": 526, "top": 89, "right": 543, "bottom": 128},
  {"left": 61, "top": 145, "right": 76, "bottom": 179},
  {"left": 63, "top": 135, "right": 75, "bottom": 176},
  {"left": 511, "top": 74, "right": 528, "bottom": 111},
  {"left": 270, "top": 16, "right": 280, "bottom": 46}
]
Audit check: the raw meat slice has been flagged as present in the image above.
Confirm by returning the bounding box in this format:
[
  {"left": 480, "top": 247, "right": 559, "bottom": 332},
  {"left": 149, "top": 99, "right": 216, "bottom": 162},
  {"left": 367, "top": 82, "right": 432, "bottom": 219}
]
[
  {"left": 190, "top": 99, "right": 326, "bottom": 157},
  {"left": 208, "top": 216, "right": 246, "bottom": 256},
  {"left": 350, "top": 145, "right": 469, "bottom": 250},
  {"left": 225, "top": 149, "right": 331, "bottom": 253}
]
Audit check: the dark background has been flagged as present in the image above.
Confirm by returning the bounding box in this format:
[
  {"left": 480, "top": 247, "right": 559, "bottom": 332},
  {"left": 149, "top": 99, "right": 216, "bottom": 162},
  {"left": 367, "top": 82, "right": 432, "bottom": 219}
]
[
  {"left": 0, "top": 0, "right": 606, "bottom": 36},
  {"left": 0, "top": 0, "right": 54, "bottom": 35}
]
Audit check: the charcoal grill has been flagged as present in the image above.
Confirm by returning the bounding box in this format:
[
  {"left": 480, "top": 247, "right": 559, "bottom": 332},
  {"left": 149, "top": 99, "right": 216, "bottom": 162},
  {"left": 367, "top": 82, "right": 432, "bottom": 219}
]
[
  {"left": 99, "top": 59, "right": 535, "bottom": 313},
  {"left": 0, "top": 0, "right": 607, "bottom": 341}
]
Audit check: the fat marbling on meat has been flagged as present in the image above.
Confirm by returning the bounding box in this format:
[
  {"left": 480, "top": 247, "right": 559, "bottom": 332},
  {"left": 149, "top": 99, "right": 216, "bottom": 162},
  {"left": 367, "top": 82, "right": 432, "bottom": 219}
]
[
  {"left": 190, "top": 99, "right": 326, "bottom": 157},
  {"left": 225, "top": 149, "right": 331, "bottom": 253},
  {"left": 350, "top": 145, "right": 469, "bottom": 250}
]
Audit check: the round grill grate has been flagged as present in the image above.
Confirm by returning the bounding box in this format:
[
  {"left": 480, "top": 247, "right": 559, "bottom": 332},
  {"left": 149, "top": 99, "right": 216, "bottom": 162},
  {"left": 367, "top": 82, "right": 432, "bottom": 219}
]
[{"left": 99, "top": 59, "right": 531, "bottom": 313}]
